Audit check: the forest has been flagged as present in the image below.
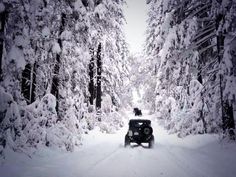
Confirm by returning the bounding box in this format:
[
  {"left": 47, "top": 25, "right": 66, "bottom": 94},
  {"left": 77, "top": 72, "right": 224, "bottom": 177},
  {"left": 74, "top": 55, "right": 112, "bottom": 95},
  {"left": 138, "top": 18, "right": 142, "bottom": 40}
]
[{"left": 0, "top": 0, "right": 236, "bottom": 163}]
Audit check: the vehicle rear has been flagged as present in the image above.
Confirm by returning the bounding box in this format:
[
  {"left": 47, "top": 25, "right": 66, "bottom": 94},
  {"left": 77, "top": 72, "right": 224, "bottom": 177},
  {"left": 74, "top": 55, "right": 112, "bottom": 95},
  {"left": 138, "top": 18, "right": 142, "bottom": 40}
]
[{"left": 125, "top": 119, "right": 154, "bottom": 148}]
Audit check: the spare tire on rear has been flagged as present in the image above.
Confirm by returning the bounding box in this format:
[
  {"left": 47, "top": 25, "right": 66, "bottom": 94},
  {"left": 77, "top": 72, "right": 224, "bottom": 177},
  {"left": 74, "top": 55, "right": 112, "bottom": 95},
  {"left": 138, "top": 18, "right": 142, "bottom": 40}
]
[{"left": 142, "top": 126, "right": 153, "bottom": 135}]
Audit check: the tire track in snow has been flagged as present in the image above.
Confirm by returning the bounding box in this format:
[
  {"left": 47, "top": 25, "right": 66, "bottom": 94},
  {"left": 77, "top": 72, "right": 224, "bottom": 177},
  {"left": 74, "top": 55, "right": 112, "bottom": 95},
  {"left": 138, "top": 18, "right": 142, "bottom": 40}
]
[
  {"left": 80, "top": 112, "right": 209, "bottom": 177},
  {"left": 150, "top": 121, "right": 207, "bottom": 177},
  {"left": 81, "top": 146, "right": 121, "bottom": 177},
  {"left": 161, "top": 140, "right": 207, "bottom": 177}
]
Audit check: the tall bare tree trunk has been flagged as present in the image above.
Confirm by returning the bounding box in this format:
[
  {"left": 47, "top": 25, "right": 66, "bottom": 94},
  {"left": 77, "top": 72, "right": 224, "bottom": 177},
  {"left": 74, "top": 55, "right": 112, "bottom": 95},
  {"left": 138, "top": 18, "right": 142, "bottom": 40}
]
[
  {"left": 0, "top": 10, "right": 7, "bottom": 81},
  {"left": 96, "top": 43, "right": 102, "bottom": 119},
  {"left": 89, "top": 48, "right": 95, "bottom": 105},
  {"left": 216, "top": 14, "right": 235, "bottom": 140},
  {"left": 51, "top": 53, "right": 60, "bottom": 112},
  {"left": 22, "top": 64, "right": 36, "bottom": 104},
  {"left": 51, "top": 13, "right": 66, "bottom": 113}
]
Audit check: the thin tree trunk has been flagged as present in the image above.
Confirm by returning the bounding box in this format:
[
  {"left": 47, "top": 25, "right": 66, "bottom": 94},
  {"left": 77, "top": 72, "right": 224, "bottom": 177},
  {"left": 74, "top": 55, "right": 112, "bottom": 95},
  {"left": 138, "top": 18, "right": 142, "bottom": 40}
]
[
  {"left": 0, "top": 11, "right": 7, "bottom": 81},
  {"left": 51, "top": 13, "right": 65, "bottom": 113},
  {"left": 216, "top": 14, "right": 235, "bottom": 139},
  {"left": 21, "top": 64, "right": 31, "bottom": 104},
  {"left": 29, "top": 63, "right": 36, "bottom": 103},
  {"left": 51, "top": 53, "right": 60, "bottom": 112},
  {"left": 200, "top": 92, "right": 207, "bottom": 133},
  {"left": 96, "top": 43, "right": 102, "bottom": 119},
  {"left": 89, "top": 48, "right": 95, "bottom": 105},
  {"left": 222, "top": 100, "right": 235, "bottom": 139},
  {"left": 0, "top": 38, "right": 3, "bottom": 81}
]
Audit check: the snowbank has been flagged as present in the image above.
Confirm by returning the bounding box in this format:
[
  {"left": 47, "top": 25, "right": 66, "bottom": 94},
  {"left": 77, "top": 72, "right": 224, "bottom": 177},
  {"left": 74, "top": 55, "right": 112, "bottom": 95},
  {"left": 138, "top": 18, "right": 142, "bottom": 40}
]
[
  {"left": 84, "top": 111, "right": 123, "bottom": 134},
  {"left": 0, "top": 88, "right": 84, "bottom": 161},
  {"left": 84, "top": 95, "right": 124, "bottom": 134},
  {"left": 0, "top": 87, "right": 125, "bottom": 162}
]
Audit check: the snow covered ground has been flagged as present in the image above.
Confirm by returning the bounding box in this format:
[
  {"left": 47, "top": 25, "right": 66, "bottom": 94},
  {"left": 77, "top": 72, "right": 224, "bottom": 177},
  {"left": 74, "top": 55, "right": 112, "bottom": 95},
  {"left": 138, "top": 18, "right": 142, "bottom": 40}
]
[{"left": 1, "top": 111, "right": 236, "bottom": 177}]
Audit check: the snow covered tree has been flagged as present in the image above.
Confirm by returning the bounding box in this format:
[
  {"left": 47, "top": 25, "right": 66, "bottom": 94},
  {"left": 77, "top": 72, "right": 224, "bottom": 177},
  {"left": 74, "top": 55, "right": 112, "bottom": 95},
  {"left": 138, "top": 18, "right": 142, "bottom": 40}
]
[
  {"left": 189, "top": 0, "right": 236, "bottom": 139},
  {"left": 215, "top": 0, "right": 236, "bottom": 139},
  {"left": 0, "top": 0, "right": 88, "bottom": 154},
  {"left": 144, "top": 0, "right": 236, "bottom": 138},
  {"left": 50, "top": 12, "right": 66, "bottom": 112},
  {"left": 0, "top": 0, "right": 128, "bottom": 158},
  {"left": 89, "top": 0, "right": 128, "bottom": 108}
]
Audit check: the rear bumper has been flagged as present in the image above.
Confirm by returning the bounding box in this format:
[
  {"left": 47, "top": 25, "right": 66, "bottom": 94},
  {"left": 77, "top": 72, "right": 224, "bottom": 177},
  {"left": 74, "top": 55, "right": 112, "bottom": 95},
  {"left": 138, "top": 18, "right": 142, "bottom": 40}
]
[{"left": 128, "top": 135, "right": 153, "bottom": 143}]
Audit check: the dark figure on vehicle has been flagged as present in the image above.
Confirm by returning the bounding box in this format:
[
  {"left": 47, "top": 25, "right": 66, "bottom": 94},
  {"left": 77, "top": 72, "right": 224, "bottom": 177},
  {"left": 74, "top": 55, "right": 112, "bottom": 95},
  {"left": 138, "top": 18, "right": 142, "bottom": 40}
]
[
  {"left": 133, "top": 108, "right": 142, "bottom": 116},
  {"left": 124, "top": 119, "right": 154, "bottom": 148}
]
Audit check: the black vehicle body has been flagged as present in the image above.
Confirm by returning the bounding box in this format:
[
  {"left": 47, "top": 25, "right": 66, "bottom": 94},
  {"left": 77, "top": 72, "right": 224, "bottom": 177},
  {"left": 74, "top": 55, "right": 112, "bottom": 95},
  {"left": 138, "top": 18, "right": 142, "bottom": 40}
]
[
  {"left": 125, "top": 119, "right": 154, "bottom": 148},
  {"left": 133, "top": 108, "right": 142, "bottom": 116}
]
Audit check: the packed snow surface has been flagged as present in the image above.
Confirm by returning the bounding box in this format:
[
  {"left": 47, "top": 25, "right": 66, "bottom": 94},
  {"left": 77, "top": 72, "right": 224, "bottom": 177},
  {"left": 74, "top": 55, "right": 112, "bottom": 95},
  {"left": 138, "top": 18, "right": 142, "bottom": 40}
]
[{"left": 1, "top": 111, "right": 236, "bottom": 177}]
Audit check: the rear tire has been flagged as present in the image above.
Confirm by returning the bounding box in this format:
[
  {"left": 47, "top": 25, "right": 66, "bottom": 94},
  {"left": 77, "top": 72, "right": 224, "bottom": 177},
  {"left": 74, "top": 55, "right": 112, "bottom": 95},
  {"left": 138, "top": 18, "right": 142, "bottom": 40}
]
[
  {"left": 148, "top": 135, "right": 154, "bottom": 148},
  {"left": 124, "top": 135, "right": 130, "bottom": 147}
]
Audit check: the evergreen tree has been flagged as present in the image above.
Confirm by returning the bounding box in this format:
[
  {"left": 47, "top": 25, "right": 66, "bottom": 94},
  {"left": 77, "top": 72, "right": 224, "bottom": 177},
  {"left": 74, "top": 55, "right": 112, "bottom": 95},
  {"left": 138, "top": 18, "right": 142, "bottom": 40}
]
[
  {"left": 0, "top": 0, "right": 128, "bottom": 155},
  {"left": 144, "top": 0, "right": 236, "bottom": 138}
]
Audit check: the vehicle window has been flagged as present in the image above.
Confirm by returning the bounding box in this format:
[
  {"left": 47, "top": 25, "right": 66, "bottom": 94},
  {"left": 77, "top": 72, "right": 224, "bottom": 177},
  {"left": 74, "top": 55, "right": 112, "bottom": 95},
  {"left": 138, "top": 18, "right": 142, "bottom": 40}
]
[{"left": 130, "top": 122, "right": 144, "bottom": 127}]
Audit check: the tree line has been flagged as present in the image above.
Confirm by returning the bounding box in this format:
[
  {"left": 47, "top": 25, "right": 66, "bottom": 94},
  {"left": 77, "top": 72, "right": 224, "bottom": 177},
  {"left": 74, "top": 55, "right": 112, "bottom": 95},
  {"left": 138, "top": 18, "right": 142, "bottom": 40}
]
[
  {"left": 0, "top": 0, "right": 128, "bottom": 156},
  {"left": 144, "top": 0, "right": 236, "bottom": 139}
]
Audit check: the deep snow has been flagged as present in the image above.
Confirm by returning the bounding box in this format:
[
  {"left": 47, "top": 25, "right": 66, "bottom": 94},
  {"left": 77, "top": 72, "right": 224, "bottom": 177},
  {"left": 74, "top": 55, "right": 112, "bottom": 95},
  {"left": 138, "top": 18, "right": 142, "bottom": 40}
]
[{"left": 1, "top": 111, "right": 236, "bottom": 177}]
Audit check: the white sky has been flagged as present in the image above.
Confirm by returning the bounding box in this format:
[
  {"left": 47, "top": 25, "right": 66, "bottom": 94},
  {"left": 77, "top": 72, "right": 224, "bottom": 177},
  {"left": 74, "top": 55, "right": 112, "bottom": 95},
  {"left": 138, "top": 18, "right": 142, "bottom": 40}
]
[{"left": 123, "top": 0, "right": 148, "bottom": 54}]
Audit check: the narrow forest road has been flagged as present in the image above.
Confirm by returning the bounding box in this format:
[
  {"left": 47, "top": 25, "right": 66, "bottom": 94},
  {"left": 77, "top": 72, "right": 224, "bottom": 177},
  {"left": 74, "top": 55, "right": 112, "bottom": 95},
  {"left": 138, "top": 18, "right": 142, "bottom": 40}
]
[{"left": 1, "top": 111, "right": 236, "bottom": 177}]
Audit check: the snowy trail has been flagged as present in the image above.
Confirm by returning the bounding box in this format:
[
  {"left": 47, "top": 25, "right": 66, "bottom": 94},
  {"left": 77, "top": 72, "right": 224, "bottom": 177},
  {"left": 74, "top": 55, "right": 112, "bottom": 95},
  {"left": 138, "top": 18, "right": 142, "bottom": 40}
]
[{"left": 1, "top": 111, "right": 236, "bottom": 177}]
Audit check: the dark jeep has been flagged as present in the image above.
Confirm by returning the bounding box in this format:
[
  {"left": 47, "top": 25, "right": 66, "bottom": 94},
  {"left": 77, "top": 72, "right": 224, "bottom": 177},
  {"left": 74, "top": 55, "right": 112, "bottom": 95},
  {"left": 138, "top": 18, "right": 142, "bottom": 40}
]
[
  {"left": 133, "top": 108, "right": 142, "bottom": 116},
  {"left": 124, "top": 119, "right": 154, "bottom": 148}
]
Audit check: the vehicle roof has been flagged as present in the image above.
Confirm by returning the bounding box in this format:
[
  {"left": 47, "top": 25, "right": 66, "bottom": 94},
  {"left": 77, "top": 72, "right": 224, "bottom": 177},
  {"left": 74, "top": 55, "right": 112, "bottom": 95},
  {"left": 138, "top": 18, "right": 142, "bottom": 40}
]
[{"left": 129, "top": 119, "right": 151, "bottom": 123}]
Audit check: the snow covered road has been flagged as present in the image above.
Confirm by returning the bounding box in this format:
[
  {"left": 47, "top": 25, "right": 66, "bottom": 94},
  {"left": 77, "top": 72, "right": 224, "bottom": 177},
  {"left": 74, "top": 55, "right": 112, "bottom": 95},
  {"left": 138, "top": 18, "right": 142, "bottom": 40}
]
[{"left": 1, "top": 111, "right": 236, "bottom": 177}]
